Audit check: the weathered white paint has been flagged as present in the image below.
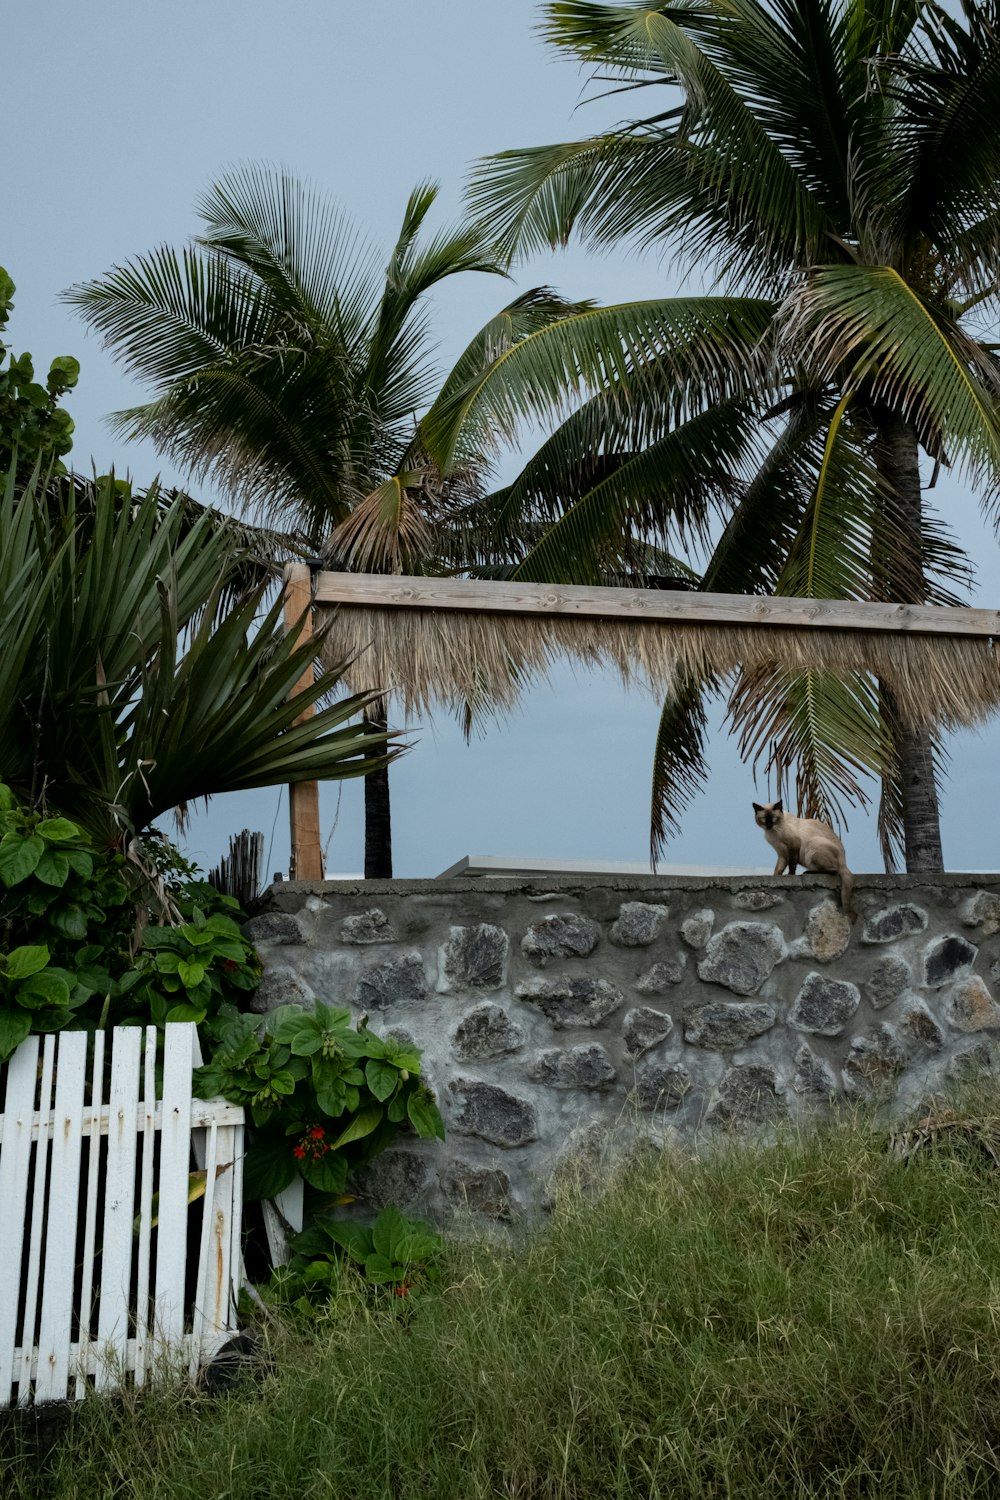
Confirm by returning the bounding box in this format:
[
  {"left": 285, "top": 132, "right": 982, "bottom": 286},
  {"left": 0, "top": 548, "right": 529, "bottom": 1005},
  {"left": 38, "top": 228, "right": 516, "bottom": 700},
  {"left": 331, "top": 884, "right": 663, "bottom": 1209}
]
[{"left": 0, "top": 1023, "right": 244, "bottom": 1406}]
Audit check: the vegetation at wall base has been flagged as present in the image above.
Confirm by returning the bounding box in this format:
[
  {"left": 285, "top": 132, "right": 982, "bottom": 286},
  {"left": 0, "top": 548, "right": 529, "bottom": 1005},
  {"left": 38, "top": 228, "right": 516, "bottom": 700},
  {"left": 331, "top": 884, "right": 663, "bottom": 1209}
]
[{"left": 11, "top": 1104, "right": 1000, "bottom": 1499}]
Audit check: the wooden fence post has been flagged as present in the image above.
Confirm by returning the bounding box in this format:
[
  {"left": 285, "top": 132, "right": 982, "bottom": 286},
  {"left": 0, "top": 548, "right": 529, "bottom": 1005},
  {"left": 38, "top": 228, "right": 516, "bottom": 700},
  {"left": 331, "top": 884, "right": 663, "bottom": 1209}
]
[{"left": 283, "top": 563, "right": 324, "bottom": 881}]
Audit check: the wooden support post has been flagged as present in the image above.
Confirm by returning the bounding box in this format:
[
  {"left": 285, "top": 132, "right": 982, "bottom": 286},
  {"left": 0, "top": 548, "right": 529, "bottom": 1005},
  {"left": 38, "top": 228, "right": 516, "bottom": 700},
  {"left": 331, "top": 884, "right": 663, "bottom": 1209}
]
[{"left": 283, "top": 564, "right": 324, "bottom": 881}]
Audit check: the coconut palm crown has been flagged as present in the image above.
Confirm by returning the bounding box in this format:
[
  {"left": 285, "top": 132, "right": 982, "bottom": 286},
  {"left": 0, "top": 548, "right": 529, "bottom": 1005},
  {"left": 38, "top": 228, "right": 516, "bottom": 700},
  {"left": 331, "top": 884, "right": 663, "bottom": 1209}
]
[
  {"left": 427, "top": 0, "right": 1000, "bottom": 871},
  {"left": 65, "top": 166, "right": 580, "bottom": 876}
]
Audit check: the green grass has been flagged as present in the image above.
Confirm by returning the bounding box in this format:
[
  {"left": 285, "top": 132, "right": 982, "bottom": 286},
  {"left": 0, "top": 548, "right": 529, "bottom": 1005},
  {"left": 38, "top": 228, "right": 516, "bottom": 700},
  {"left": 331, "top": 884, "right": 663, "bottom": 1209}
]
[{"left": 12, "top": 1106, "right": 1000, "bottom": 1499}]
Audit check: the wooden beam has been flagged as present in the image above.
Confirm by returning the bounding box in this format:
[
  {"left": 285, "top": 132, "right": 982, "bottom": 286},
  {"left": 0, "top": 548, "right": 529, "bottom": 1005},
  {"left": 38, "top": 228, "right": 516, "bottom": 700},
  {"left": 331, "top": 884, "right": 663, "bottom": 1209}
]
[
  {"left": 283, "top": 564, "right": 324, "bottom": 881},
  {"left": 312, "top": 572, "right": 1000, "bottom": 640}
]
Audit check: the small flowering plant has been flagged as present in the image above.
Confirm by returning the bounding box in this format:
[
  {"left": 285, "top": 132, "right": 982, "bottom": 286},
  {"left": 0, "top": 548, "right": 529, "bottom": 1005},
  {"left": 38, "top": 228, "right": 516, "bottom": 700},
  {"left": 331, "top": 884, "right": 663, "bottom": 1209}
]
[
  {"left": 193, "top": 1001, "right": 444, "bottom": 1201},
  {"left": 276, "top": 1205, "right": 442, "bottom": 1307}
]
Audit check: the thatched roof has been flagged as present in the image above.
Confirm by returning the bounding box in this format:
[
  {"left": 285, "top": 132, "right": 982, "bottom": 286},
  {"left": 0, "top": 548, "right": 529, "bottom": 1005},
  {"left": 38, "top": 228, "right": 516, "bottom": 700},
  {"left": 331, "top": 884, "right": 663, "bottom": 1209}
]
[{"left": 304, "top": 570, "right": 1000, "bottom": 730}]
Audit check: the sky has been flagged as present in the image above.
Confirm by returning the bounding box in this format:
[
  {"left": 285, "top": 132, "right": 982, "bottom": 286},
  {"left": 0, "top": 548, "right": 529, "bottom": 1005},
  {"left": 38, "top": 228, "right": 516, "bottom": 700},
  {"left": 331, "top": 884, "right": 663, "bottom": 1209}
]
[{"left": 6, "top": 1, "right": 1000, "bottom": 879}]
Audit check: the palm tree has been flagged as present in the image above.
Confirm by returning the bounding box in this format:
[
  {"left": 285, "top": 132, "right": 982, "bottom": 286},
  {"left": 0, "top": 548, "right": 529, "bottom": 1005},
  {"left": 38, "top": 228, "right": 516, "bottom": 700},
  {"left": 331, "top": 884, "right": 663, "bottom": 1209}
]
[
  {"left": 0, "top": 468, "right": 398, "bottom": 853},
  {"left": 426, "top": 0, "right": 1000, "bottom": 873},
  {"left": 65, "top": 166, "right": 576, "bottom": 876}
]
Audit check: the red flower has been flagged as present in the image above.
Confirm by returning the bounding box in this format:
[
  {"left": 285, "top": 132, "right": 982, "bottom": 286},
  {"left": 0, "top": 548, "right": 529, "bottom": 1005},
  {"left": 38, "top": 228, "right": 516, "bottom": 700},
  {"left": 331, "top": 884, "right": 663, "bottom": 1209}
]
[
  {"left": 394, "top": 1284, "right": 410, "bottom": 1297},
  {"left": 292, "top": 1145, "right": 306, "bottom": 1160}
]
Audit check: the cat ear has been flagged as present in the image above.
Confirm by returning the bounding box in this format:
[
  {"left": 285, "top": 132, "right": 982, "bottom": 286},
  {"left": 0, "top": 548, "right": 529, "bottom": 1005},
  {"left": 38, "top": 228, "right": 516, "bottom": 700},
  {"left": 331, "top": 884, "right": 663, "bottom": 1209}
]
[
  {"left": 774, "top": 800, "right": 783, "bottom": 812},
  {"left": 752, "top": 802, "right": 763, "bottom": 813}
]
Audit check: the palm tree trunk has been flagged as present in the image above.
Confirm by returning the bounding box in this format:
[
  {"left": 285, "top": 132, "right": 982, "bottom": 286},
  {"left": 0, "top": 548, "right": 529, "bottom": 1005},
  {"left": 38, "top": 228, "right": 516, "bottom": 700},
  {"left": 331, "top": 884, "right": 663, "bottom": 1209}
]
[
  {"left": 363, "top": 702, "right": 393, "bottom": 878},
  {"left": 873, "top": 409, "right": 944, "bottom": 873}
]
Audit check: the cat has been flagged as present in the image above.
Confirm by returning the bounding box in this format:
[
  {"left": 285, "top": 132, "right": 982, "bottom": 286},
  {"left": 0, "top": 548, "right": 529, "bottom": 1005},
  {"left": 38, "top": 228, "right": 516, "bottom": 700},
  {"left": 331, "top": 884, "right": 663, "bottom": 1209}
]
[{"left": 752, "top": 800, "right": 855, "bottom": 920}]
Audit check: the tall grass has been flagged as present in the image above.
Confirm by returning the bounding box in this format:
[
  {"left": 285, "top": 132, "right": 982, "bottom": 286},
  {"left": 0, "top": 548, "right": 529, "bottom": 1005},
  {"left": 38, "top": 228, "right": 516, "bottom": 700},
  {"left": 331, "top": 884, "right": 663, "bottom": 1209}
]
[{"left": 12, "top": 1109, "right": 1000, "bottom": 1499}]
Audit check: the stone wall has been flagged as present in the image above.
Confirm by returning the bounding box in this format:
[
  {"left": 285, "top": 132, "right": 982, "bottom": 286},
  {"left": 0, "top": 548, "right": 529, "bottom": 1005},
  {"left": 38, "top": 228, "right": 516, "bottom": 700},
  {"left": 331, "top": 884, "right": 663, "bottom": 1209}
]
[{"left": 249, "top": 874, "right": 1000, "bottom": 1224}]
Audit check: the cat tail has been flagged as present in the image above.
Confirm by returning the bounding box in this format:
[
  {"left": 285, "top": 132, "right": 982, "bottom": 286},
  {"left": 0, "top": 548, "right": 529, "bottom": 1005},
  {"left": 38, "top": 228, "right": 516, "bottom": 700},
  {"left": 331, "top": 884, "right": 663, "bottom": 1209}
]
[{"left": 840, "top": 866, "right": 856, "bottom": 923}]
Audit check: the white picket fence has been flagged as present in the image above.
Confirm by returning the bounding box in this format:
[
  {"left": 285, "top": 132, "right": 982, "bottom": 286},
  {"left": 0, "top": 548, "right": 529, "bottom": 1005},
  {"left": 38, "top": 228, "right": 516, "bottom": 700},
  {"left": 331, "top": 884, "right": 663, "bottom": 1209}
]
[{"left": 0, "top": 1022, "right": 244, "bottom": 1406}]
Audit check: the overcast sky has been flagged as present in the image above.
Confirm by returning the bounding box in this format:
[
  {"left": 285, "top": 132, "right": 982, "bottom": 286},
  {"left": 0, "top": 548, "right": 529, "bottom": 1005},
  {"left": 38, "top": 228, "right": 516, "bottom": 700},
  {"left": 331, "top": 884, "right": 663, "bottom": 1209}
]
[{"left": 7, "top": 2, "right": 1000, "bottom": 878}]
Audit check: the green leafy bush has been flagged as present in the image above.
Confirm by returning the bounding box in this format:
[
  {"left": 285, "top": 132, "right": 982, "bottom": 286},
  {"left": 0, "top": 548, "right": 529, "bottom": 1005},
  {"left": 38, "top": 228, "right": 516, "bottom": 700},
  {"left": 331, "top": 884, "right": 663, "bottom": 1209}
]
[
  {"left": 274, "top": 1205, "right": 442, "bottom": 1310},
  {"left": 194, "top": 1002, "right": 445, "bottom": 1200}
]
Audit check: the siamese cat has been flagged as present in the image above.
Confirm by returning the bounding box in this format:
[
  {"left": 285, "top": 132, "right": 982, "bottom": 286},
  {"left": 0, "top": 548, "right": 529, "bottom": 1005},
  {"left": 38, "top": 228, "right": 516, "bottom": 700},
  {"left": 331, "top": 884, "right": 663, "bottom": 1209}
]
[{"left": 753, "top": 800, "right": 855, "bottom": 920}]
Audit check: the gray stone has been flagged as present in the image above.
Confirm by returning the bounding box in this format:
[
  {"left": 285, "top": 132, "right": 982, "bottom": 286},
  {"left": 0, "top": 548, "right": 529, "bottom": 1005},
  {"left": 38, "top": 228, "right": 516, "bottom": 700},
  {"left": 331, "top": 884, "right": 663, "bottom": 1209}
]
[
  {"left": 683, "top": 1001, "right": 777, "bottom": 1050},
  {"left": 734, "top": 889, "right": 785, "bottom": 911},
  {"left": 632, "top": 1063, "right": 691, "bottom": 1111},
  {"left": 697, "top": 922, "right": 786, "bottom": 996},
  {"left": 797, "top": 902, "right": 852, "bottom": 963},
  {"left": 529, "top": 1044, "right": 617, "bottom": 1090},
  {"left": 623, "top": 1006, "right": 673, "bottom": 1056},
  {"left": 790, "top": 973, "right": 861, "bottom": 1037},
  {"left": 793, "top": 1044, "right": 838, "bottom": 1098},
  {"left": 960, "top": 891, "right": 1000, "bottom": 936},
  {"left": 862, "top": 905, "right": 928, "bottom": 944},
  {"left": 339, "top": 909, "right": 397, "bottom": 945},
  {"left": 863, "top": 955, "right": 911, "bottom": 1010},
  {"left": 899, "top": 1002, "right": 944, "bottom": 1052},
  {"left": 709, "top": 1065, "right": 786, "bottom": 1126},
  {"left": 635, "top": 956, "right": 686, "bottom": 993},
  {"left": 945, "top": 975, "right": 1000, "bottom": 1033},
  {"left": 452, "top": 1003, "right": 525, "bottom": 1061},
  {"left": 440, "top": 1161, "right": 513, "bottom": 1221},
  {"left": 441, "top": 923, "right": 509, "bottom": 991},
  {"left": 448, "top": 1080, "right": 538, "bottom": 1147},
  {"left": 948, "top": 1042, "right": 994, "bottom": 1082},
  {"left": 242, "top": 911, "right": 305, "bottom": 946},
  {"left": 923, "top": 934, "right": 978, "bottom": 989},
  {"left": 515, "top": 976, "right": 624, "bottom": 1029},
  {"left": 521, "top": 913, "right": 601, "bottom": 966},
  {"left": 355, "top": 953, "right": 427, "bottom": 1010},
  {"left": 250, "top": 964, "right": 313, "bottom": 1013},
  {"left": 356, "top": 1150, "right": 429, "bottom": 1209},
  {"left": 842, "top": 1025, "right": 907, "bottom": 1099},
  {"left": 681, "top": 910, "right": 715, "bottom": 950},
  {"left": 610, "top": 901, "right": 669, "bottom": 947}
]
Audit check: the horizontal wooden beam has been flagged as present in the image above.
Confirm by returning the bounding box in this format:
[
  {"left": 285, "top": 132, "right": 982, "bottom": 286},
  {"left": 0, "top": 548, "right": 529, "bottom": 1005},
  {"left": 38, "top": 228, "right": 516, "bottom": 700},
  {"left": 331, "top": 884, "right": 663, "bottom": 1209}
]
[{"left": 312, "top": 572, "right": 1000, "bottom": 640}]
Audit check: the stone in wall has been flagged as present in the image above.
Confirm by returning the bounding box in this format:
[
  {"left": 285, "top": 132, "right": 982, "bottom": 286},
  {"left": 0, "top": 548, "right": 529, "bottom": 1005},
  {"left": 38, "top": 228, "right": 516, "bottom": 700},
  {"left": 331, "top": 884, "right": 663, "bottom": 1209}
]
[
  {"left": 440, "top": 1161, "right": 513, "bottom": 1221},
  {"left": 842, "top": 1024, "right": 907, "bottom": 1099},
  {"left": 356, "top": 952, "right": 427, "bottom": 1010},
  {"left": 948, "top": 1041, "right": 994, "bottom": 1081},
  {"left": 863, "top": 955, "right": 911, "bottom": 1010},
  {"left": 899, "top": 1001, "right": 944, "bottom": 1052},
  {"left": 515, "top": 975, "right": 624, "bottom": 1029},
  {"left": 243, "top": 911, "right": 306, "bottom": 946},
  {"left": 635, "top": 957, "right": 686, "bottom": 993},
  {"left": 440, "top": 924, "right": 509, "bottom": 992},
  {"left": 792, "top": 901, "right": 852, "bottom": 963},
  {"left": 945, "top": 974, "right": 1000, "bottom": 1033},
  {"left": 709, "top": 1064, "right": 786, "bottom": 1126},
  {"left": 960, "top": 891, "right": 1000, "bottom": 937},
  {"left": 356, "top": 1149, "right": 429, "bottom": 1209},
  {"left": 862, "top": 905, "right": 928, "bottom": 944},
  {"left": 734, "top": 889, "right": 784, "bottom": 911},
  {"left": 681, "top": 910, "right": 715, "bottom": 950},
  {"left": 251, "top": 965, "right": 314, "bottom": 1013},
  {"left": 622, "top": 1006, "right": 673, "bottom": 1056},
  {"left": 339, "top": 909, "right": 398, "bottom": 945},
  {"left": 448, "top": 1079, "right": 538, "bottom": 1147},
  {"left": 683, "top": 1001, "right": 776, "bottom": 1050},
  {"left": 452, "top": 1002, "right": 525, "bottom": 1061},
  {"left": 631, "top": 1063, "right": 690, "bottom": 1111},
  {"left": 790, "top": 973, "right": 860, "bottom": 1037},
  {"left": 923, "top": 934, "right": 978, "bottom": 989},
  {"left": 610, "top": 901, "right": 669, "bottom": 947},
  {"left": 697, "top": 922, "right": 786, "bottom": 996},
  {"left": 793, "top": 1044, "right": 838, "bottom": 1098},
  {"left": 521, "top": 913, "right": 601, "bottom": 966},
  {"left": 529, "top": 1044, "right": 617, "bottom": 1090}
]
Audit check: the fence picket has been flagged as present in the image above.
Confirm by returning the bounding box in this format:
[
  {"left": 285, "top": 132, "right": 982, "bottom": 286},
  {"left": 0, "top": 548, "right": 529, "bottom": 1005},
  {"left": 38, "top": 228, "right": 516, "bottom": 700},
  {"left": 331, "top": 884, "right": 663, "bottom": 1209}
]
[
  {"left": 155, "top": 1025, "right": 194, "bottom": 1355},
  {"left": 35, "top": 1031, "right": 88, "bottom": 1401},
  {"left": 17, "top": 1036, "right": 56, "bottom": 1404},
  {"left": 0, "top": 1036, "right": 39, "bottom": 1402},
  {"left": 95, "top": 1027, "right": 141, "bottom": 1392},
  {"left": 76, "top": 1029, "right": 106, "bottom": 1399},
  {"left": 134, "top": 1027, "right": 158, "bottom": 1388}
]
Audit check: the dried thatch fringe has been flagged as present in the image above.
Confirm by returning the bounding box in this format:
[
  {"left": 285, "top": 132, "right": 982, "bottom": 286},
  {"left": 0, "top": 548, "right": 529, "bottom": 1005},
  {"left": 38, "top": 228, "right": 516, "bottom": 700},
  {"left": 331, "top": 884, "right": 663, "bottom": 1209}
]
[{"left": 317, "top": 604, "right": 1000, "bottom": 728}]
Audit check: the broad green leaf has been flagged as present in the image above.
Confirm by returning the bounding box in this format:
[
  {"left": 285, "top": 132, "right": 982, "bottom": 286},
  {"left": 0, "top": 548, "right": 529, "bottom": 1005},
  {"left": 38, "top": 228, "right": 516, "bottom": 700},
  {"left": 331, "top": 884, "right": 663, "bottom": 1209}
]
[
  {"left": 3, "top": 945, "right": 50, "bottom": 980},
  {"left": 243, "top": 1136, "right": 298, "bottom": 1201},
  {"left": 0, "top": 833, "right": 43, "bottom": 886},
  {"left": 17, "top": 969, "right": 72, "bottom": 1009},
  {"left": 166, "top": 1003, "right": 207, "bottom": 1024},
  {"left": 177, "top": 960, "right": 207, "bottom": 988},
  {"left": 319, "top": 1218, "right": 374, "bottom": 1263},
  {"left": 365, "top": 1058, "right": 399, "bottom": 1102},
  {"left": 48, "top": 903, "right": 88, "bottom": 940},
  {"left": 407, "top": 1090, "right": 445, "bottom": 1140},
  {"left": 363, "top": 1252, "right": 403, "bottom": 1285},
  {"left": 299, "top": 1151, "right": 349, "bottom": 1195},
  {"left": 329, "top": 1106, "right": 383, "bottom": 1150},
  {"left": 33, "top": 850, "right": 70, "bottom": 887},
  {"left": 372, "top": 1206, "right": 406, "bottom": 1261},
  {"left": 36, "top": 817, "right": 83, "bottom": 843},
  {"left": 0, "top": 1008, "right": 32, "bottom": 1059}
]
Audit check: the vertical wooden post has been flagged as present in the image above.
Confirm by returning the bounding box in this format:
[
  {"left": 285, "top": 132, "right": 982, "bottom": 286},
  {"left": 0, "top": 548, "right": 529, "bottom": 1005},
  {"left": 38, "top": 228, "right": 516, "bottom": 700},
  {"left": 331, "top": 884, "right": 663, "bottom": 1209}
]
[{"left": 283, "top": 563, "right": 324, "bottom": 881}]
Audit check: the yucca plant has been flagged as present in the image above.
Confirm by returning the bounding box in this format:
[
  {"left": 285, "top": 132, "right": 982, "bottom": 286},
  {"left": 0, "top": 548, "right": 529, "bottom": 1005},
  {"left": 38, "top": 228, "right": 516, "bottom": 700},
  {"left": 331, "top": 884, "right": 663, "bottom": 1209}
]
[
  {"left": 428, "top": 0, "right": 1000, "bottom": 871},
  {"left": 64, "top": 167, "right": 579, "bottom": 876},
  {"left": 0, "top": 468, "right": 398, "bottom": 852}
]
